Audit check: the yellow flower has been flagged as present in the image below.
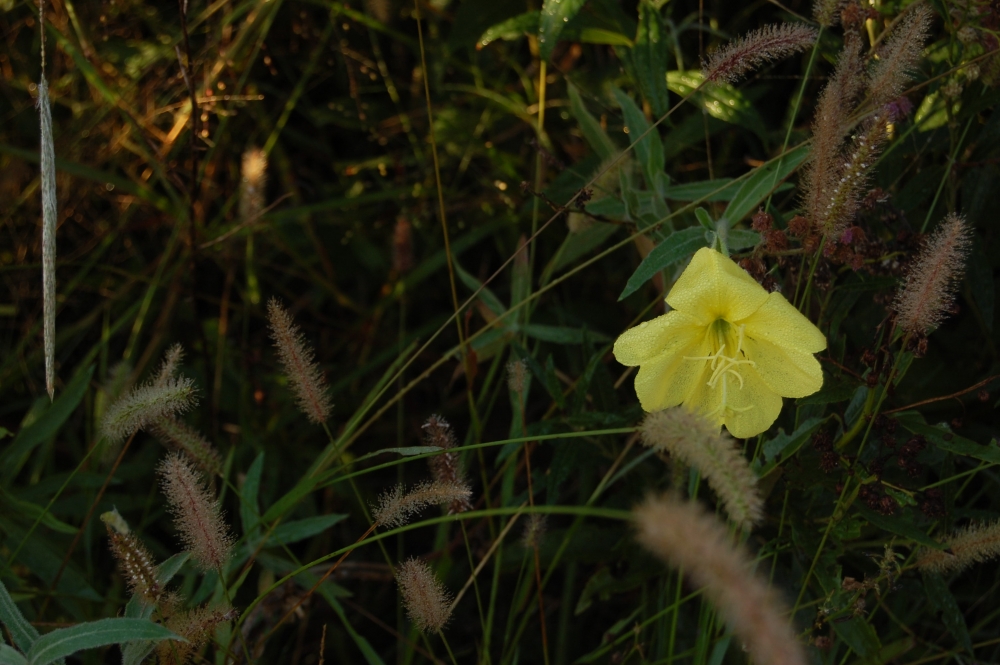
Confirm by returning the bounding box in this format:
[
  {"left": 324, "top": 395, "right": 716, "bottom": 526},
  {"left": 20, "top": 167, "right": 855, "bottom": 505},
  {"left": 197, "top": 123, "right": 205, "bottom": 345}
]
[{"left": 614, "top": 247, "right": 826, "bottom": 438}]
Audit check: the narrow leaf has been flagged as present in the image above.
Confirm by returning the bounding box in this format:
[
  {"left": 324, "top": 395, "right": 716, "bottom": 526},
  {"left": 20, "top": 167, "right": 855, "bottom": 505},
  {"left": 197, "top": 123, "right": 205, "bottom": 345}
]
[
  {"left": 26, "top": 619, "right": 180, "bottom": 665},
  {"left": 0, "top": 581, "right": 39, "bottom": 654},
  {"left": 478, "top": 11, "right": 539, "bottom": 47},
  {"left": 618, "top": 226, "right": 708, "bottom": 300},
  {"left": 539, "top": 0, "right": 587, "bottom": 60},
  {"left": 630, "top": 0, "right": 670, "bottom": 115},
  {"left": 722, "top": 145, "right": 810, "bottom": 227},
  {"left": 611, "top": 87, "right": 664, "bottom": 188},
  {"left": 568, "top": 84, "right": 617, "bottom": 161}
]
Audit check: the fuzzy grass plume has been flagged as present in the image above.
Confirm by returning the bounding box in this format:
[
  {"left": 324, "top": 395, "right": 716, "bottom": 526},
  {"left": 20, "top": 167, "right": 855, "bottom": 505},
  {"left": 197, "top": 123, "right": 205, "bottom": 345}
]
[
  {"left": 640, "top": 408, "right": 763, "bottom": 529},
  {"left": 893, "top": 214, "right": 971, "bottom": 334},
  {"left": 159, "top": 453, "right": 234, "bottom": 570},
  {"left": 100, "top": 377, "right": 197, "bottom": 444},
  {"left": 102, "top": 509, "right": 162, "bottom": 605},
  {"left": 397, "top": 558, "right": 453, "bottom": 633},
  {"left": 635, "top": 495, "right": 806, "bottom": 665},
  {"left": 423, "top": 415, "right": 472, "bottom": 514},
  {"left": 703, "top": 23, "right": 817, "bottom": 84},
  {"left": 267, "top": 298, "right": 332, "bottom": 424},
  {"left": 373, "top": 480, "right": 473, "bottom": 528},
  {"left": 151, "top": 417, "right": 224, "bottom": 477},
  {"left": 868, "top": 3, "right": 933, "bottom": 109},
  {"left": 804, "top": 33, "right": 864, "bottom": 233},
  {"left": 240, "top": 148, "right": 267, "bottom": 223},
  {"left": 917, "top": 520, "right": 1000, "bottom": 574}
]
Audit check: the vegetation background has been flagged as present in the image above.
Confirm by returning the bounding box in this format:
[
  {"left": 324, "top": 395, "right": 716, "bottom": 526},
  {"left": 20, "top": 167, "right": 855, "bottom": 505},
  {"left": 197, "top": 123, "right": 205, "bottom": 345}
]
[{"left": 0, "top": 0, "right": 999, "bottom": 662}]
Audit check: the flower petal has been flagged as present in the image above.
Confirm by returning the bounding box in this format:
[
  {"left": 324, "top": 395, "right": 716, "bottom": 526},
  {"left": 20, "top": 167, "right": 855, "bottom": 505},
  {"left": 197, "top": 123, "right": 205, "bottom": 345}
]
[
  {"left": 739, "top": 292, "right": 826, "bottom": 354},
  {"left": 666, "top": 248, "right": 769, "bottom": 325},
  {"left": 613, "top": 310, "right": 703, "bottom": 367},
  {"left": 742, "top": 337, "right": 823, "bottom": 398},
  {"left": 685, "top": 363, "right": 783, "bottom": 439},
  {"left": 632, "top": 330, "right": 711, "bottom": 412}
]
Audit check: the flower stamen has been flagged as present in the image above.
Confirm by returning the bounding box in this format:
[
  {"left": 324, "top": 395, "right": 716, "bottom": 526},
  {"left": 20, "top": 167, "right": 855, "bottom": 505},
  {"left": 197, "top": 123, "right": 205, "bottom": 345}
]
[{"left": 685, "top": 324, "right": 756, "bottom": 417}]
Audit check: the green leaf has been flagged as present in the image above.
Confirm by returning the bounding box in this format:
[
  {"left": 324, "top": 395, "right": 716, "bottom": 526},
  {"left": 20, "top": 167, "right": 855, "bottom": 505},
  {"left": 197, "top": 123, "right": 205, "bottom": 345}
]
[
  {"left": 539, "top": 0, "right": 588, "bottom": 60},
  {"left": 923, "top": 573, "right": 973, "bottom": 653},
  {"left": 611, "top": 87, "right": 664, "bottom": 188},
  {"left": 0, "top": 646, "right": 26, "bottom": 665},
  {"left": 0, "top": 366, "right": 94, "bottom": 484},
  {"left": 26, "top": 619, "right": 180, "bottom": 665},
  {"left": 566, "top": 27, "right": 633, "bottom": 47},
  {"left": 630, "top": 0, "right": 670, "bottom": 116},
  {"left": 265, "top": 514, "right": 349, "bottom": 547},
  {"left": 854, "top": 506, "right": 944, "bottom": 550},
  {"left": 0, "top": 581, "right": 38, "bottom": 654},
  {"left": 844, "top": 386, "right": 869, "bottom": 429},
  {"left": 549, "top": 222, "right": 619, "bottom": 274},
  {"left": 754, "top": 417, "right": 824, "bottom": 476},
  {"left": 241, "top": 452, "right": 265, "bottom": 540},
  {"left": 455, "top": 262, "right": 507, "bottom": 316},
  {"left": 796, "top": 372, "right": 858, "bottom": 405},
  {"left": 618, "top": 226, "right": 708, "bottom": 300},
  {"left": 666, "top": 71, "right": 766, "bottom": 140},
  {"left": 0, "top": 489, "right": 76, "bottom": 535},
  {"left": 722, "top": 144, "right": 810, "bottom": 227},
  {"left": 568, "top": 84, "right": 617, "bottom": 161},
  {"left": 477, "top": 11, "right": 539, "bottom": 47},
  {"left": 663, "top": 178, "right": 740, "bottom": 202},
  {"left": 835, "top": 616, "right": 881, "bottom": 660},
  {"left": 726, "top": 229, "right": 761, "bottom": 251},
  {"left": 521, "top": 324, "right": 608, "bottom": 344},
  {"left": 694, "top": 207, "right": 714, "bottom": 231},
  {"left": 896, "top": 411, "right": 1000, "bottom": 464}
]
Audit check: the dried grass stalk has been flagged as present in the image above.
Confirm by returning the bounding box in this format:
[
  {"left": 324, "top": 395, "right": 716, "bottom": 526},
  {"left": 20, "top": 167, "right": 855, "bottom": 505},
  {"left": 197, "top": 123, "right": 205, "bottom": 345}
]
[{"left": 39, "top": 76, "right": 57, "bottom": 400}]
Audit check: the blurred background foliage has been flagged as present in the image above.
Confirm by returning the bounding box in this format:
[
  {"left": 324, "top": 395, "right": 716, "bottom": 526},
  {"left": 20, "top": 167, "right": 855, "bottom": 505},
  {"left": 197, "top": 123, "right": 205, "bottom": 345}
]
[{"left": 1, "top": 0, "right": 999, "bottom": 662}]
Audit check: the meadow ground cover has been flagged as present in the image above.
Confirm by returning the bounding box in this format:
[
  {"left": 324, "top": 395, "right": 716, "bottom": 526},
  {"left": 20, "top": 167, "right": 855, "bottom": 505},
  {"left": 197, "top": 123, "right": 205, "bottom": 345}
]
[{"left": 1, "top": 0, "right": 999, "bottom": 662}]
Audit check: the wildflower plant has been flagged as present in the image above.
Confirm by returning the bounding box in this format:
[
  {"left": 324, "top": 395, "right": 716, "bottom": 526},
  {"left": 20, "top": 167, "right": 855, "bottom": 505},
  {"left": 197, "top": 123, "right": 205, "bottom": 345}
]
[
  {"left": 4, "top": 0, "right": 1000, "bottom": 663},
  {"left": 614, "top": 247, "right": 826, "bottom": 438}
]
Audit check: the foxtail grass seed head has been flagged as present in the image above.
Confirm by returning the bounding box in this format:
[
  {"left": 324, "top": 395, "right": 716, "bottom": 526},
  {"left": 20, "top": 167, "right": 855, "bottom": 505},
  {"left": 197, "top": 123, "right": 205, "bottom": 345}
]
[
  {"left": 521, "top": 514, "right": 548, "bottom": 549},
  {"left": 640, "top": 408, "right": 763, "bottom": 530},
  {"left": 39, "top": 76, "right": 57, "bottom": 400},
  {"left": 917, "top": 520, "right": 1000, "bottom": 574},
  {"left": 703, "top": 23, "right": 818, "bottom": 84},
  {"left": 153, "top": 344, "right": 185, "bottom": 387},
  {"left": 893, "top": 214, "right": 971, "bottom": 334},
  {"left": 635, "top": 495, "right": 806, "bottom": 665},
  {"left": 805, "top": 33, "right": 864, "bottom": 231},
  {"left": 423, "top": 415, "right": 473, "bottom": 514},
  {"left": 397, "top": 558, "right": 453, "bottom": 633},
  {"left": 267, "top": 298, "right": 332, "bottom": 424},
  {"left": 151, "top": 417, "right": 224, "bottom": 477},
  {"left": 240, "top": 147, "right": 267, "bottom": 223},
  {"left": 103, "top": 511, "right": 162, "bottom": 605},
  {"left": 100, "top": 377, "right": 198, "bottom": 444},
  {"left": 158, "top": 604, "right": 234, "bottom": 665},
  {"left": 372, "top": 480, "right": 473, "bottom": 529},
  {"left": 813, "top": 0, "right": 844, "bottom": 26},
  {"left": 506, "top": 358, "right": 528, "bottom": 394},
  {"left": 867, "top": 3, "right": 933, "bottom": 109},
  {"left": 392, "top": 216, "right": 414, "bottom": 275},
  {"left": 159, "top": 453, "right": 234, "bottom": 571}
]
